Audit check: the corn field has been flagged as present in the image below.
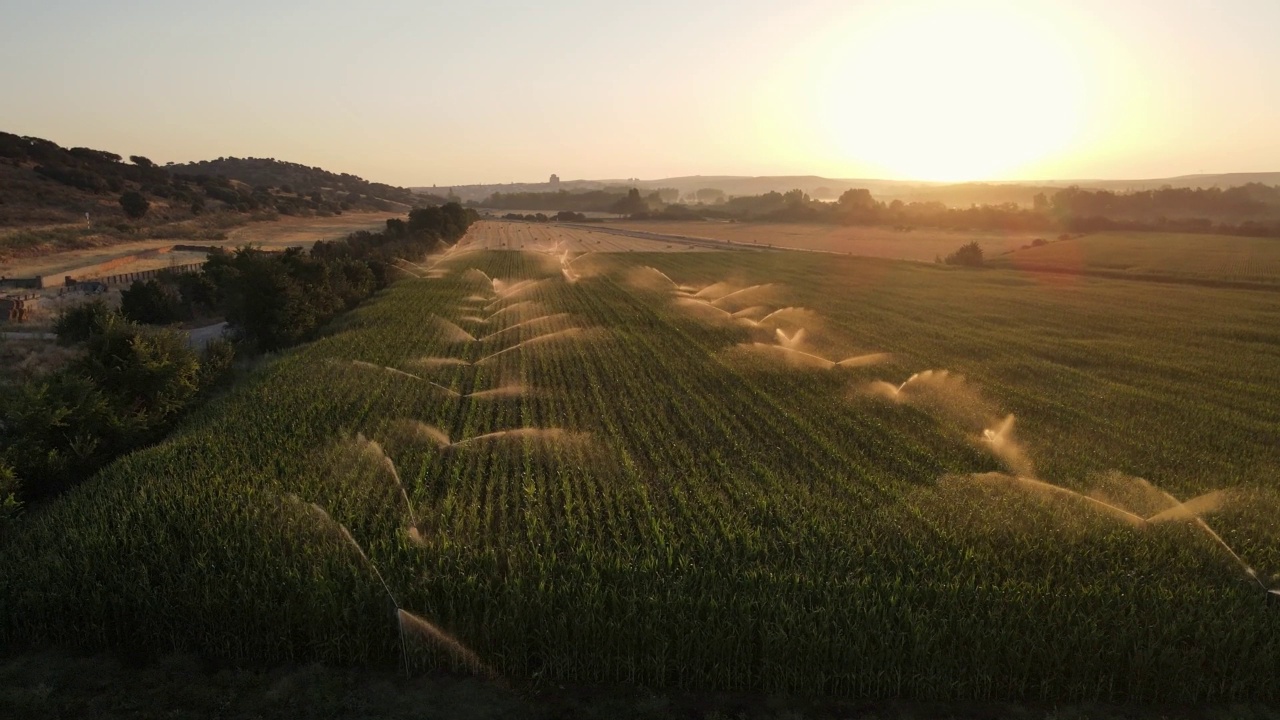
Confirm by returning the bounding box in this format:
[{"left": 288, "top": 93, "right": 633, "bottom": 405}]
[{"left": 3, "top": 241, "right": 1279, "bottom": 702}]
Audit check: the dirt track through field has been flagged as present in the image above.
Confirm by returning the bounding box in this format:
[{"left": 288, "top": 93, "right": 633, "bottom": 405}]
[{"left": 1, "top": 213, "right": 399, "bottom": 280}]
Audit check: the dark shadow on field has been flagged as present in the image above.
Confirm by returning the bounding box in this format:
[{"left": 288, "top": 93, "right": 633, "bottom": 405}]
[{"left": 4, "top": 650, "right": 1278, "bottom": 720}]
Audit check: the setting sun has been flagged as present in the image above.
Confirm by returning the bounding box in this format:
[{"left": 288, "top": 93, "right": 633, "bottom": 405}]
[
  {"left": 813, "top": 2, "right": 1090, "bottom": 181},
  {"left": 4, "top": 2, "right": 1280, "bottom": 713}
]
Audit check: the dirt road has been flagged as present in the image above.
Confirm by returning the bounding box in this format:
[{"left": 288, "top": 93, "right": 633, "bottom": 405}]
[{"left": 1, "top": 213, "right": 400, "bottom": 280}]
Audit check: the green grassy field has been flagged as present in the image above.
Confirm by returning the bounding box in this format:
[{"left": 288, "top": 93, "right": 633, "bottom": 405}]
[
  {"left": 3, "top": 248, "right": 1279, "bottom": 703},
  {"left": 993, "top": 231, "right": 1280, "bottom": 285}
]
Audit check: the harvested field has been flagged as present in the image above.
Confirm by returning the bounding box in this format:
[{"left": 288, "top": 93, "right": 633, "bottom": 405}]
[
  {"left": 600, "top": 220, "right": 1040, "bottom": 260},
  {"left": 454, "top": 220, "right": 722, "bottom": 253}
]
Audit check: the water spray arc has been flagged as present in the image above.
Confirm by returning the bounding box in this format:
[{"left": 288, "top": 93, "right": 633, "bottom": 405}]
[
  {"left": 348, "top": 433, "right": 416, "bottom": 526},
  {"left": 867, "top": 362, "right": 1275, "bottom": 597},
  {"left": 347, "top": 360, "right": 461, "bottom": 397},
  {"left": 741, "top": 343, "right": 892, "bottom": 371},
  {"left": 389, "top": 420, "right": 588, "bottom": 451},
  {"left": 1140, "top": 481, "right": 1268, "bottom": 591},
  {"left": 283, "top": 494, "right": 408, "bottom": 671},
  {"left": 475, "top": 327, "right": 587, "bottom": 364},
  {"left": 478, "top": 313, "right": 572, "bottom": 342}
]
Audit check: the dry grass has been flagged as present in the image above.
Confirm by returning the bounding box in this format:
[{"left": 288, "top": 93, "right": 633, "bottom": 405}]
[
  {"left": 223, "top": 212, "right": 402, "bottom": 249},
  {"left": 0, "top": 336, "right": 77, "bottom": 381},
  {"left": 1, "top": 212, "right": 398, "bottom": 279}
]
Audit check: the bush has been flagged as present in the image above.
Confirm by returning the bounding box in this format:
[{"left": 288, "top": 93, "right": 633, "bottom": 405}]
[
  {"left": 0, "top": 371, "right": 121, "bottom": 501},
  {"left": 198, "top": 338, "right": 236, "bottom": 389},
  {"left": 943, "top": 241, "right": 985, "bottom": 267},
  {"left": 119, "top": 190, "right": 150, "bottom": 219},
  {"left": 0, "top": 460, "right": 20, "bottom": 521},
  {"left": 1, "top": 321, "right": 211, "bottom": 502},
  {"left": 55, "top": 300, "right": 120, "bottom": 344},
  {"left": 77, "top": 324, "right": 202, "bottom": 426}
]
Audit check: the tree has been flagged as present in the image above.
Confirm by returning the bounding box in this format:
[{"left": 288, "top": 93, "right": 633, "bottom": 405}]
[
  {"left": 837, "top": 188, "right": 876, "bottom": 212},
  {"left": 129, "top": 155, "right": 154, "bottom": 168},
  {"left": 75, "top": 323, "right": 202, "bottom": 433},
  {"left": 121, "top": 279, "right": 185, "bottom": 324},
  {"left": 783, "top": 189, "right": 809, "bottom": 207},
  {"left": 944, "top": 241, "right": 985, "bottom": 267},
  {"left": 695, "top": 188, "right": 726, "bottom": 204},
  {"left": 175, "top": 271, "right": 220, "bottom": 315},
  {"left": 119, "top": 190, "right": 149, "bottom": 219},
  {"left": 610, "top": 188, "right": 648, "bottom": 216},
  {"left": 1033, "top": 192, "right": 1049, "bottom": 211},
  {"left": 220, "top": 250, "right": 323, "bottom": 351}
]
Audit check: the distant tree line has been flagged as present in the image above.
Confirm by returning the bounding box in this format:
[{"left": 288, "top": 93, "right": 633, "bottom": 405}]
[
  {"left": 1045, "top": 184, "right": 1280, "bottom": 220},
  {"left": 475, "top": 187, "right": 679, "bottom": 214},
  {"left": 501, "top": 182, "right": 1280, "bottom": 238},
  {"left": 1, "top": 204, "right": 475, "bottom": 510},
  {"left": 119, "top": 203, "right": 476, "bottom": 350}
]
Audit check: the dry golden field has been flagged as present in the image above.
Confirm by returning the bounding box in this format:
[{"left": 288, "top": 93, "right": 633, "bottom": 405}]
[
  {"left": 599, "top": 220, "right": 1041, "bottom": 261},
  {"left": 1, "top": 212, "right": 399, "bottom": 281},
  {"left": 454, "top": 220, "right": 721, "bottom": 253}
]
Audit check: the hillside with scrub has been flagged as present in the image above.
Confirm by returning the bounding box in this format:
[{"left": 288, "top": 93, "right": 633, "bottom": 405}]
[{"left": 0, "top": 131, "right": 416, "bottom": 262}]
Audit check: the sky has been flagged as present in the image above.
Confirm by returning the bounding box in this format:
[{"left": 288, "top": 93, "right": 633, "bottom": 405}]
[{"left": 2, "top": 0, "right": 1279, "bottom": 186}]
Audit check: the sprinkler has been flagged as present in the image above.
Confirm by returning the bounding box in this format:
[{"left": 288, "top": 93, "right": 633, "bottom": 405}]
[{"left": 1268, "top": 589, "right": 1280, "bottom": 606}]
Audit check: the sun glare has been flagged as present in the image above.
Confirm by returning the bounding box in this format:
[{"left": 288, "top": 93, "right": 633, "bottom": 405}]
[{"left": 815, "top": 3, "right": 1090, "bottom": 182}]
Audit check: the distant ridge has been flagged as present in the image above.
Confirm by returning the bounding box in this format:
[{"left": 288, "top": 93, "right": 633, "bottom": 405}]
[
  {"left": 0, "top": 131, "right": 425, "bottom": 231},
  {"left": 169, "top": 157, "right": 419, "bottom": 206}
]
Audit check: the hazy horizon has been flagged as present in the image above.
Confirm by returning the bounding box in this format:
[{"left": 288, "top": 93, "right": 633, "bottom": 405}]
[{"left": 4, "top": 0, "right": 1280, "bottom": 187}]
